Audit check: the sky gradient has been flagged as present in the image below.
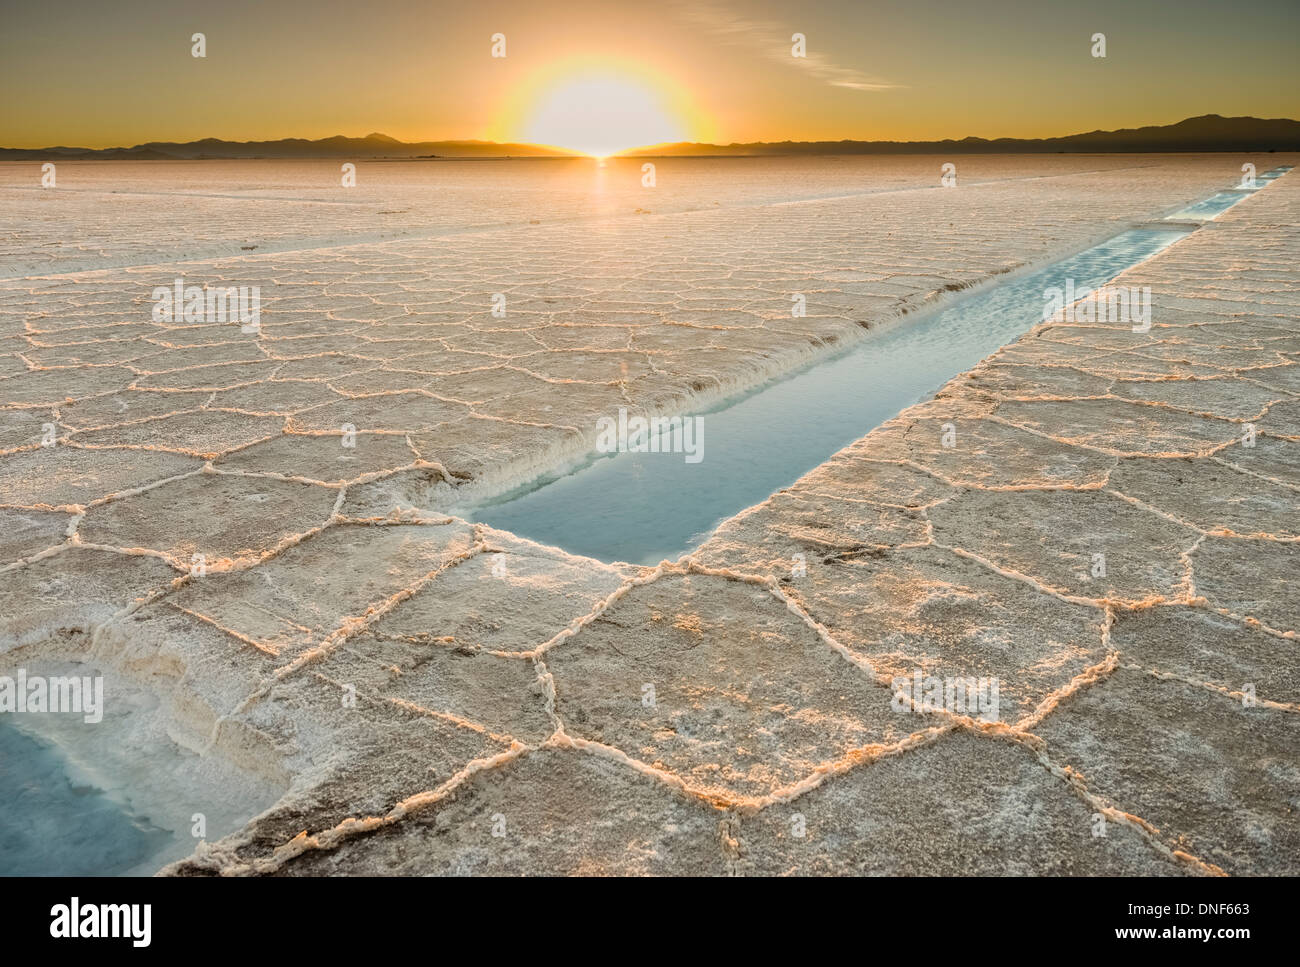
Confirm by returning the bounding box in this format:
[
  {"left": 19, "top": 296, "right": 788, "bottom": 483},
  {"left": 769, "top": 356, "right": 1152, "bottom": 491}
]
[{"left": 2, "top": 0, "right": 1297, "bottom": 150}]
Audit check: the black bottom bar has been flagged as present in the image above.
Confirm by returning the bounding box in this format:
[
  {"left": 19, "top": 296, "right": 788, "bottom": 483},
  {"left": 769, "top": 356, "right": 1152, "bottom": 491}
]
[{"left": 7, "top": 875, "right": 1285, "bottom": 954}]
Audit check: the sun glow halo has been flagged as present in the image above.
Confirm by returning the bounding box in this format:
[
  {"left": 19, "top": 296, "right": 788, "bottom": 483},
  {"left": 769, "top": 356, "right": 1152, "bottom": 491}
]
[{"left": 514, "top": 69, "right": 696, "bottom": 158}]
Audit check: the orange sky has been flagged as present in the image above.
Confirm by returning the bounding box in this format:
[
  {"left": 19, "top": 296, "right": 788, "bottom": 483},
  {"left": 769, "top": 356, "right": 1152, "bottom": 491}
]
[{"left": 2, "top": 0, "right": 1297, "bottom": 150}]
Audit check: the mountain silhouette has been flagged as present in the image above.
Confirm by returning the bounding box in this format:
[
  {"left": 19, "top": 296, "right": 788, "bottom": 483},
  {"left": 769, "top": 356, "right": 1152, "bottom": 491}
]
[
  {"left": 628, "top": 116, "right": 1300, "bottom": 156},
  {"left": 3, "top": 116, "right": 1297, "bottom": 160}
]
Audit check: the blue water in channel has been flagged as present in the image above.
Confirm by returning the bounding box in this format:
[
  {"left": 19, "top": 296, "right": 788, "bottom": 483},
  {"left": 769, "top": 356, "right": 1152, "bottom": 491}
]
[
  {"left": 1166, "top": 165, "right": 1291, "bottom": 220},
  {"left": 472, "top": 168, "right": 1292, "bottom": 565}
]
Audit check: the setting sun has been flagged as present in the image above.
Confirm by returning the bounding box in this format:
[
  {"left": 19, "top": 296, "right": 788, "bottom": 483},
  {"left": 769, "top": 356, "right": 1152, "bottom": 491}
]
[
  {"left": 522, "top": 74, "right": 688, "bottom": 157},
  {"left": 486, "top": 57, "right": 706, "bottom": 158}
]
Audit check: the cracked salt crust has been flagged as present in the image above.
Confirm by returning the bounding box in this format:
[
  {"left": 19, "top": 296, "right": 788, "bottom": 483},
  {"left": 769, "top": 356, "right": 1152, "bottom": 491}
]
[{"left": 0, "top": 156, "right": 1297, "bottom": 875}]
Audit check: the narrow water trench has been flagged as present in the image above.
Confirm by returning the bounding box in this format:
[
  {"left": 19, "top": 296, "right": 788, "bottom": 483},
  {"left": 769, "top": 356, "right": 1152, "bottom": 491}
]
[
  {"left": 1164, "top": 164, "right": 1290, "bottom": 220},
  {"left": 469, "top": 168, "right": 1291, "bottom": 565}
]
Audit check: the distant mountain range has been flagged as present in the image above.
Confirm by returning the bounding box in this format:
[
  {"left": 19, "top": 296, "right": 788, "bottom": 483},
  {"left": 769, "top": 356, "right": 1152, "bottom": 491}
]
[
  {"left": 0, "top": 133, "right": 571, "bottom": 161},
  {"left": 3, "top": 116, "right": 1297, "bottom": 161},
  {"left": 633, "top": 115, "right": 1300, "bottom": 156}
]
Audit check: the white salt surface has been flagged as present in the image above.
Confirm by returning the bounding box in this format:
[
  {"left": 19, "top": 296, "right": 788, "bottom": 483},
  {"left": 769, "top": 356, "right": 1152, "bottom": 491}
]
[{"left": 1, "top": 155, "right": 1296, "bottom": 875}]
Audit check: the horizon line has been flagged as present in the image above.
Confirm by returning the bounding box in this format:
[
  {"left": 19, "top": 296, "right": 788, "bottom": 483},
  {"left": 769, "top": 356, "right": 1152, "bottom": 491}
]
[{"left": 5, "top": 114, "right": 1300, "bottom": 159}]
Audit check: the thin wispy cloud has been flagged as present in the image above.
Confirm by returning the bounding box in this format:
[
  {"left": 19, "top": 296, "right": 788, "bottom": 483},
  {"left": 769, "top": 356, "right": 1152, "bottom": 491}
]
[{"left": 678, "top": 1, "right": 901, "bottom": 92}]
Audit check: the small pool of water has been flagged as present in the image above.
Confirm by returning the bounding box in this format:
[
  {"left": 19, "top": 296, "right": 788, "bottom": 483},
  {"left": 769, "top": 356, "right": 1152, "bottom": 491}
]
[
  {"left": 471, "top": 168, "right": 1291, "bottom": 564},
  {"left": 0, "top": 664, "right": 284, "bottom": 876},
  {"left": 0, "top": 720, "right": 172, "bottom": 876}
]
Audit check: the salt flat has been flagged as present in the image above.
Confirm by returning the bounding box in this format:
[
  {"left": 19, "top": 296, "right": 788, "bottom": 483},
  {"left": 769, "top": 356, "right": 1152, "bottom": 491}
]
[
  {"left": 0, "top": 155, "right": 1233, "bottom": 275},
  {"left": 0, "top": 155, "right": 1295, "bottom": 875}
]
